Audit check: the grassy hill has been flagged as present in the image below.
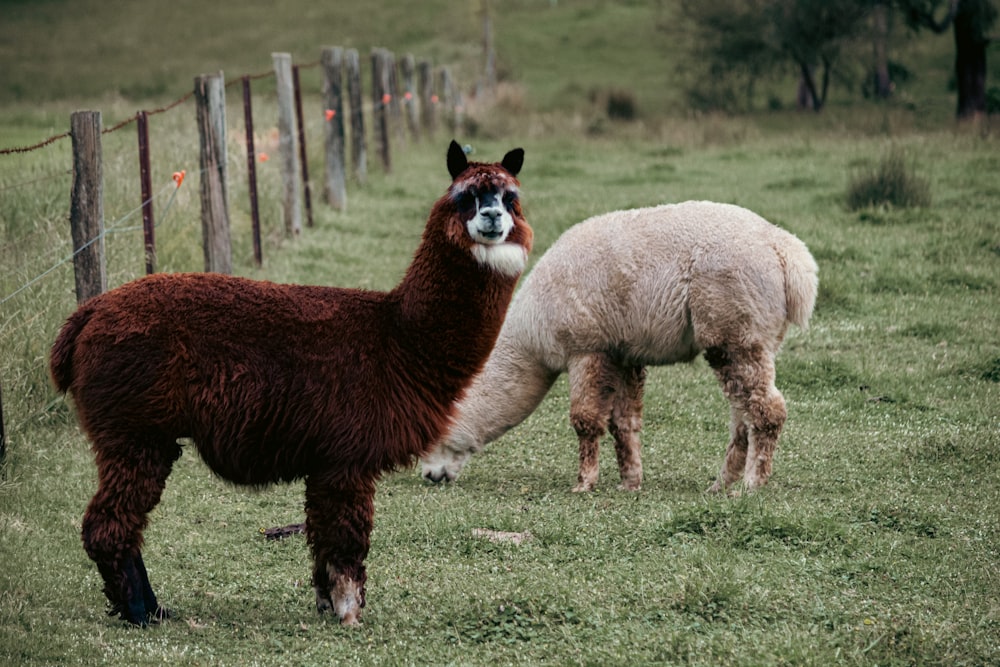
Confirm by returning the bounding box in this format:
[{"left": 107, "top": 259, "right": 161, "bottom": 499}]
[{"left": 0, "top": 0, "right": 973, "bottom": 129}]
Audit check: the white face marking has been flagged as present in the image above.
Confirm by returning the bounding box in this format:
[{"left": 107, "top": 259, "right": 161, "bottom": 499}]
[
  {"left": 451, "top": 176, "right": 523, "bottom": 275},
  {"left": 471, "top": 243, "right": 527, "bottom": 277},
  {"left": 464, "top": 188, "right": 517, "bottom": 246}
]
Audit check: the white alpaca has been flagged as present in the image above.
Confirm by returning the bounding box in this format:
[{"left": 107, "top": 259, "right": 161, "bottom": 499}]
[{"left": 421, "top": 201, "right": 818, "bottom": 493}]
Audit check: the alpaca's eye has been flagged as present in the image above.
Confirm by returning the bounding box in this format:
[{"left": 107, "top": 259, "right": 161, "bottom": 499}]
[
  {"left": 455, "top": 189, "right": 477, "bottom": 213},
  {"left": 503, "top": 192, "right": 518, "bottom": 210}
]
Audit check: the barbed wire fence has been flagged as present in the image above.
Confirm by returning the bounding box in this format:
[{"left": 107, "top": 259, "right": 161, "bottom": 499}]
[{"left": 0, "top": 47, "right": 467, "bottom": 463}]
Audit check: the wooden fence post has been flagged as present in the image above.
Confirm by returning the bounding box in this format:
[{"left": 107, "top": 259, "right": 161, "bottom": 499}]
[
  {"left": 386, "top": 51, "right": 406, "bottom": 147},
  {"left": 69, "top": 110, "right": 107, "bottom": 304},
  {"left": 136, "top": 110, "right": 156, "bottom": 274},
  {"left": 242, "top": 76, "right": 263, "bottom": 267},
  {"left": 439, "top": 66, "right": 463, "bottom": 134},
  {"left": 400, "top": 54, "right": 420, "bottom": 141},
  {"left": 418, "top": 60, "right": 438, "bottom": 137},
  {"left": 345, "top": 48, "right": 366, "bottom": 184},
  {"left": 194, "top": 72, "right": 233, "bottom": 274},
  {"left": 321, "top": 46, "right": 347, "bottom": 211},
  {"left": 372, "top": 48, "right": 391, "bottom": 173},
  {"left": 273, "top": 53, "right": 302, "bottom": 237},
  {"left": 292, "top": 64, "right": 314, "bottom": 228}
]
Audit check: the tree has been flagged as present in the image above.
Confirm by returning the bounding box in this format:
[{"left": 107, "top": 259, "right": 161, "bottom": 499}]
[
  {"left": 774, "top": 0, "right": 872, "bottom": 110},
  {"left": 899, "top": 0, "right": 997, "bottom": 118},
  {"left": 676, "top": 0, "right": 780, "bottom": 112},
  {"left": 677, "top": 0, "right": 871, "bottom": 112}
]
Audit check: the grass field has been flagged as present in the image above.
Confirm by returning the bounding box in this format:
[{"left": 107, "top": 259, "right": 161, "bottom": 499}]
[{"left": 2, "top": 1, "right": 999, "bottom": 665}]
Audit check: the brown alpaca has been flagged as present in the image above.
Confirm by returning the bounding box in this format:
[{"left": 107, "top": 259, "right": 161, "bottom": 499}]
[{"left": 49, "top": 141, "right": 532, "bottom": 626}]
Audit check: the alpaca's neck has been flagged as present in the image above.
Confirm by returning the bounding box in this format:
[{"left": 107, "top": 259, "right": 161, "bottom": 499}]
[
  {"left": 450, "top": 319, "right": 559, "bottom": 450},
  {"left": 390, "top": 233, "right": 519, "bottom": 389}
]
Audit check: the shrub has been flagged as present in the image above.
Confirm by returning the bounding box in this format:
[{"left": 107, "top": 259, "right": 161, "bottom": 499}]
[
  {"left": 590, "top": 87, "right": 639, "bottom": 120},
  {"left": 606, "top": 89, "right": 638, "bottom": 120},
  {"left": 846, "top": 147, "right": 931, "bottom": 211}
]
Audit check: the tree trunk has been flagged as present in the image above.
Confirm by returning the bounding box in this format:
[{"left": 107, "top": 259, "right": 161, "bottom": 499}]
[
  {"left": 902, "top": 0, "right": 990, "bottom": 120},
  {"left": 953, "top": 7, "right": 989, "bottom": 119},
  {"left": 797, "top": 62, "right": 826, "bottom": 112},
  {"left": 872, "top": 1, "right": 893, "bottom": 98},
  {"left": 797, "top": 65, "right": 816, "bottom": 110}
]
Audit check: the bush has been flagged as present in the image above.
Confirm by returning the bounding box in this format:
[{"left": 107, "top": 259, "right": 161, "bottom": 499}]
[
  {"left": 606, "top": 89, "right": 638, "bottom": 120},
  {"left": 846, "top": 147, "right": 931, "bottom": 211},
  {"left": 590, "top": 87, "right": 639, "bottom": 120}
]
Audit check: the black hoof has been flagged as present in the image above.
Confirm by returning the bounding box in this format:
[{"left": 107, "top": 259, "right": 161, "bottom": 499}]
[
  {"left": 118, "top": 554, "right": 165, "bottom": 626},
  {"left": 108, "top": 602, "right": 148, "bottom": 627}
]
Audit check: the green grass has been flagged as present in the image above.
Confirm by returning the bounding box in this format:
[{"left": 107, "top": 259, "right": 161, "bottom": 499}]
[
  {"left": 3, "top": 129, "right": 999, "bottom": 666},
  {"left": 3, "top": 1, "right": 1000, "bottom": 665}
]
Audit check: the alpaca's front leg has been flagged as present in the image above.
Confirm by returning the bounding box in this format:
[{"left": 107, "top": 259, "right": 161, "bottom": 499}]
[
  {"left": 305, "top": 478, "right": 374, "bottom": 626},
  {"left": 568, "top": 355, "right": 615, "bottom": 492},
  {"left": 82, "top": 435, "right": 179, "bottom": 625}
]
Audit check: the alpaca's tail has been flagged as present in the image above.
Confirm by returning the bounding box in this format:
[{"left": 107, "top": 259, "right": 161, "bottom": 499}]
[
  {"left": 50, "top": 306, "right": 92, "bottom": 393},
  {"left": 779, "top": 236, "right": 819, "bottom": 330}
]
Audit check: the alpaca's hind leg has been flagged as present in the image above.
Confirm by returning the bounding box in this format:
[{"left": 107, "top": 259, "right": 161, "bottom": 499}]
[
  {"left": 742, "top": 385, "right": 786, "bottom": 491},
  {"left": 568, "top": 354, "right": 617, "bottom": 492},
  {"left": 305, "top": 478, "right": 374, "bottom": 626},
  {"left": 609, "top": 365, "right": 646, "bottom": 491},
  {"left": 82, "top": 434, "right": 180, "bottom": 624},
  {"left": 706, "top": 346, "right": 786, "bottom": 493}
]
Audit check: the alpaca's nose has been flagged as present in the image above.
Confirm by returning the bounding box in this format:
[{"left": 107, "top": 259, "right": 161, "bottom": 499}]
[
  {"left": 422, "top": 468, "right": 450, "bottom": 484},
  {"left": 480, "top": 206, "right": 503, "bottom": 224}
]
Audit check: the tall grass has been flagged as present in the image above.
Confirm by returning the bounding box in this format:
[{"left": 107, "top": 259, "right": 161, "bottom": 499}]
[{"left": 846, "top": 146, "right": 932, "bottom": 210}]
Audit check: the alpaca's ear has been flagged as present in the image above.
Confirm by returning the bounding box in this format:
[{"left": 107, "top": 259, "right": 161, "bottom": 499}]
[
  {"left": 501, "top": 148, "right": 524, "bottom": 177},
  {"left": 447, "top": 140, "right": 468, "bottom": 180}
]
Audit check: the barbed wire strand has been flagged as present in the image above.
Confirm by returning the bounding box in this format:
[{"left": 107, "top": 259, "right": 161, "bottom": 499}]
[
  {"left": 0, "top": 132, "right": 70, "bottom": 155},
  {"left": 226, "top": 69, "right": 274, "bottom": 89},
  {"left": 0, "top": 173, "right": 191, "bottom": 307},
  {"left": 2, "top": 136, "right": 321, "bottom": 320},
  {"left": 0, "top": 56, "right": 395, "bottom": 156},
  {"left": 1, "top": 169, "right": 196, "bottom": 438},
  {"left": 0, "top": 169, "right": 72, "bottom": 194},
  {"left": 1, "top": 54, "right": 435, "bottom": 440}
]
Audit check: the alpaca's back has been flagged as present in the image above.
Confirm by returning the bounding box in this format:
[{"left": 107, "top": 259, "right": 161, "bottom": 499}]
[{"left": 509, "top": 201, "right": 817, "bottom": 369}]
